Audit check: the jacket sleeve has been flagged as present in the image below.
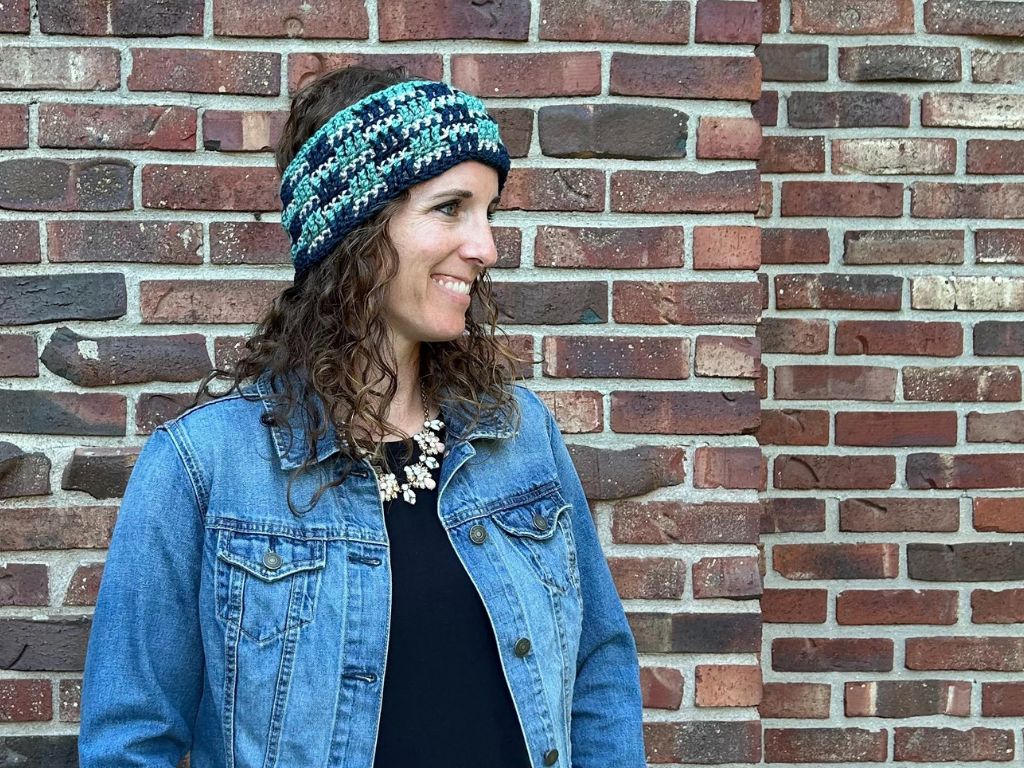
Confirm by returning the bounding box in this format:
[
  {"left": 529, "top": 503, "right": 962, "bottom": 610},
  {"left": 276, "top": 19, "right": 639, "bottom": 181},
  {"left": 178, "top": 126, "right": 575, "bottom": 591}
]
[
  {"left": 541, "top": 405, "right": 647, "bottom": 767},
  {"left": 79, "top": 426, "right": 204, "bottom": 768}
]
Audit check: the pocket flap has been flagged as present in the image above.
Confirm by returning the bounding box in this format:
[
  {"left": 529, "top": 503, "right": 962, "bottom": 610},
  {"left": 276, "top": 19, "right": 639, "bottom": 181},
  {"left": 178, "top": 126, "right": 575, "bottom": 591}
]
[
  {"left": 491, "top": 489, "right": 570, "bottom": 541},
  {"left": 216, "top": 530, "right": 326, "bottom": 582}
]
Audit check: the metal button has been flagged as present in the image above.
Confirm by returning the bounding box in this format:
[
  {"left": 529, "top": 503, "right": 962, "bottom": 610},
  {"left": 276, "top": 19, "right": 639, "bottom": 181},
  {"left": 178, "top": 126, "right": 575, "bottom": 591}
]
[
  {"left": 514, "top": 637, "right": 531, "bottom": 657},
  {"left": 532, "top": 513, "right": 549, "bottom": 531},
  {"left": 469, "top": 524, "right": 487, "bottom": 544},
  {"left": 543, "top": 748, "right": 559, "bottom": 765},
  {"left": 263, "top": 551, "right": 282, "bottom": 570}
]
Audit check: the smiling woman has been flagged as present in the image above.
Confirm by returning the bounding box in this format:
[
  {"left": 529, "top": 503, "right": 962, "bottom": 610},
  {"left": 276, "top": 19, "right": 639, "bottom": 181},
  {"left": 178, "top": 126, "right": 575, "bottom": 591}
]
[{"left": 78, "top": 64, "right": 646, "bottom": 768}]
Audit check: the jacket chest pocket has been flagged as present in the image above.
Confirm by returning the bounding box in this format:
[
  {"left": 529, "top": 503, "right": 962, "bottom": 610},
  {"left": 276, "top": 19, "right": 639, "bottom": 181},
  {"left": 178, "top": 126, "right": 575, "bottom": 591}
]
[
  {"left": 490, "top": 487, "right": 581, "bottom": 598},
  {"left": 214, "top": 529, "right": 327, "bottom": 645}
]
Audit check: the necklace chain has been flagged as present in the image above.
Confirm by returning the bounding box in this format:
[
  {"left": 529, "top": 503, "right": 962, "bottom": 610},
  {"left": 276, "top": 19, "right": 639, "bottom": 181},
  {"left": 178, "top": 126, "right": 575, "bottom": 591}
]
[{"left": 370, "top": 386, "right": 445, "bottom": 506}]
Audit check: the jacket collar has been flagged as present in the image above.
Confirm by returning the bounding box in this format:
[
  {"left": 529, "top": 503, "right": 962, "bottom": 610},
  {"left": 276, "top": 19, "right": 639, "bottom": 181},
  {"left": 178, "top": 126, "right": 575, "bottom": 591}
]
[{"left": 252, "top": 369, "right": 516, "bottom": 471}]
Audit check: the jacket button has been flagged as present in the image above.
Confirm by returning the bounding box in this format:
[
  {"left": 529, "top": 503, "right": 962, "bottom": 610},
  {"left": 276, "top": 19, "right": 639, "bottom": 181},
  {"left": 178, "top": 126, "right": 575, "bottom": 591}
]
[
  {"left": 469, "top": 524, "right": 487, "bottom": 544},
  {"left": 263, "top": 551, "right": 282, "bottom": 570},
  {"left": 532, "top": 513, "right": 549, "bottom": 531},
  {"left": 543, "top": 748, "right": 558, "bottom": 765},
  {"left": 514, "top": 637, "right": 531, "bottom": 657}
]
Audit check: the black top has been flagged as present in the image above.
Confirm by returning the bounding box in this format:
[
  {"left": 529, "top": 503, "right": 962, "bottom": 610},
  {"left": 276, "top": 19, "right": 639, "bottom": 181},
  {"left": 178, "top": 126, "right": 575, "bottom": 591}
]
[{"left": 373, "top": 426, "right": 533, "bottom": 768}]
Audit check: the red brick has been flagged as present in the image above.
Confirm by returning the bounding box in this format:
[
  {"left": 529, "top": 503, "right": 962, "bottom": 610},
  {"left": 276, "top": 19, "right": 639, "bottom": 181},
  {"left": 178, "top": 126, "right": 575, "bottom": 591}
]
[
  {"left": 209, "top": 222, "right": 289, "bottom": 265},
  {"left": 765, "top": 727, "right": 888, "bottom": 763},
  {"left": 535, "top": 226, "right": 683, "bottom": 269},
  {"left": 639, "top": 666, "right": 684, "bottom": 710},
  {"left": 535, "top": 390, "right": 602, "bottom": 434},
  {"left": 610, "top": 391, "right": 760, "bottom": 435},
  {"left": 383, "top": 0, "right": 531, "bottom": 39},
  {"left": 844, "top": 229, "right": 964, "bottom": 265},
  {"left": 287, "top": 53, "right": 443, "bottom": 93},
  {"left": 0, "top": 221, "right": 39, "bottom": 264},
  {"left": 0, "top": 679, "right": 52, "bottom": 722},
  {"left": 846, "top": 680, "right": 970, "bottom": 718},
  {"left": 696, "top": 116, "right": 761, "bottom": 160},
  {"left": 967, "top": 410, "right": 1024, "bottom": 443},
  {"left": 913, "top": 182, "right": 1024, "bottom": 219},
  {"left": 906, "top": 637, "right": 1024, "bottom": 671},
  {"left": 63, "top": 563, "right": 104, "bottom": 607},
  {"left": 836, "top": 320, "right": 962, "bottom": 357},
  {"left": 0, "top": 46, "right": 119, "bottom": 90},
  {"left": 972, "top": 588, "right": 1024, "bottom": 624},
  {"left": 752, "top": 89, "right": 779, "bottom": 125},
  {"left": 692, "top": 225, "right": 760, "bottom": 270},
  {"left": 39, "top": 104, "right": 196, "bottom": 151},
  {"left": 542, "top": 336, "right": 688, "bottom": 379},
  {"left": 773, "top": 637, "right": 894, "bottom": 672},
  {"left": 539, "top": 0, "right": 689, "bottom": 42},
  {"left": 837, "top": 589, "right": 958, "bottom": 625},
  {"left": 0, "top": 334, "right": 38, "bottom": 377},
  {"left": 894, "top": 727, "right": 1014, "bottom": 762},
  {"left": 835, "top": 411, "right": 958, "bottom": 447},
  {"left": 128, "top": 48, "right": 279, "bottom": 95},
  {"left": 760, "top": 682, "right": 830, "bottom": 718},
  {"left": 500, "top": 168, "right": 604, "bottom": 212},
  {"left": 643, "top": 720, "right": 761, "bottom": 764},
  {"left": 757, "top": 318, "right": 828, "bottom": 355},
  {"left": 1, "top": 506, "right": 117, "bottom": 550},
  {"left": 903, "top": 366, "right": 1021, "bottom": 402},
  {"left": 774, "top": 543, "right": 898, "bottom": 580},
  {"left": 781, "top": 181, "right": 903, "bottom": 217},
  {"left": 982, "top": 682, "right": 1024, "bottom": 716},
  {"left": 695, "top": 0, "right": 762, "bottom": 43},
  {"left": 694, "top": 664, "right": 762, "bottom": 707},
  {"left": 925, "top": 0, "right": 1024, "bottom": 36},
  {"left": 840, "top": 497, "right": 960, "bottom": 533},
  {"left": 761, "top": 498, "right": 826, "bottom": 533},
  {"left": 214, "top": 0, "right": 367, "bottom": 37},
  {"left": 0, "top": 563, "right": 48, "bottom": 607},
  {"left": 908, "top": 453, "right": 1024, "bottom": 490},
  {"left": 694, "top": 335, "right": 760, "bottom": 378},
  {"left": 0, "top": 391, "right": 125, "bottom": 437},
  {"left": 756, "top": 43, "right": 828, "bottom": 82},
  {"left": 775, "top": 365, "right": 897, "bottom": 401},
  {"left": 967, "top": 139, "right": 1024, "bottom": 175},
  {"left": 610, "top": 53, "right": 761, "bottom": 100},
  {"left": 759, "top": 135, "right": 825, "bottom": 173},
  {"left": 608, "top": 557, "right": 685, "bottom": 600},
  {"left": 775, "top": 273, "right": 902, "bottom": 310},
  {"left": 792, "top": 0, "right": 914, "bottom": 33},
  {"left": 761, "top": 0, "right": 780, "bottom": 31},
  {"left": 973, "top": 497, "right": 1024, "bottom": 533},
  {"left": 493, "top": 282, "right": 608, "bottom": 325},
  {"left": 0, "top": 104, "right": 28, "bottom": 149},
  {"left": 570, "top": 444, "right": 685, "bottom": 500},
  {"left": 202, "top": 109, "right": 286, "bottom": 153},
  {"left": 789, "top": 91, "right": 910, "bottom": 128},
  {"left": 611, "top": 169, "right": 760, "bottom": 213},
  {"left": 761, "top": 588, "right": 828, "bottom": 623},
  {"left": 612, "top": 501, "right": 761, "bottom": 544},
  {"left": 48, "top": 221, "right": 203, "bottom": 265},
  {"left": 692, "top": 554, "right": 762, "bottom": 599},
  {"left": 613, "top": 281, "right": 761, "bottom": 325},
  {"left": 756, "top": 409, "right": 829, "bottom": 445},
  {"left": 0, "top": 0, "right": 29, "bottom": 32},
  {"left": 452, "top": 53, "right": 600, "bottom": 97},
  {"left": 142, "top": 165, "right": 280, "bottom": 212},
  {"left": 694, "top": 446, "right": 765, "bottom": 490},
  {"left": 140, "top": 280, "right": 288, "bottom": 324}
]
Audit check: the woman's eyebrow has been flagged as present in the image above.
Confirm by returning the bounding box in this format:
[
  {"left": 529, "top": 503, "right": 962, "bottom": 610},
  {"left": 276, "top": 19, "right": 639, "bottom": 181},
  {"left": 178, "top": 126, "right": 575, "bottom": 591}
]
[{"left": 427, "top": 188, "right": 502, "bottom": 205}]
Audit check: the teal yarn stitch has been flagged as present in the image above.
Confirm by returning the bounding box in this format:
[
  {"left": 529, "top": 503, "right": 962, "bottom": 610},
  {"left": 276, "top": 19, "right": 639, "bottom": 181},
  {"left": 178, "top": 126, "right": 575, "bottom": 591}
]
[{"left": 279, "top": 79, "right": 511, "bottom": 281}]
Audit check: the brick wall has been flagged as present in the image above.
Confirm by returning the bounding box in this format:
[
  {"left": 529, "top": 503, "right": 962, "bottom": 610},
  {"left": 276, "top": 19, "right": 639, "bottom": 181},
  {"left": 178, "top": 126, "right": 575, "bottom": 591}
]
[
  {"left": 756, "top": 0, "right": 1024, "bottom": 764},
  {"left": 0, "top": 0, "right": 766, "bottom": 764}
]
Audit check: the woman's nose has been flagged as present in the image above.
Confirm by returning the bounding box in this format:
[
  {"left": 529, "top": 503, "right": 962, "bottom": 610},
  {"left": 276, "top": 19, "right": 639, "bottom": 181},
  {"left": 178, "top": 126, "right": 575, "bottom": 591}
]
[{"left": 462, "top": 216, "right": 498, "bottom": 267}]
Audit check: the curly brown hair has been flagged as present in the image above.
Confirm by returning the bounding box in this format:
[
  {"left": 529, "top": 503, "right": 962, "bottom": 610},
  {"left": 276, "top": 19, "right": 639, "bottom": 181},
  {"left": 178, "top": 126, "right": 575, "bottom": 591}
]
[{"left": 192, "top": 64, "right": 525, "bottom": 515}]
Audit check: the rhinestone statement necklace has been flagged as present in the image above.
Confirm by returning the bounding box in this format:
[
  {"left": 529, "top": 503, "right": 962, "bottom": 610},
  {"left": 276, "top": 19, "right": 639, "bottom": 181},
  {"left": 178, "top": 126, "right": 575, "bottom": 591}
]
[{"left": 368, "top": 387, "right": 444, "bottom": 506}]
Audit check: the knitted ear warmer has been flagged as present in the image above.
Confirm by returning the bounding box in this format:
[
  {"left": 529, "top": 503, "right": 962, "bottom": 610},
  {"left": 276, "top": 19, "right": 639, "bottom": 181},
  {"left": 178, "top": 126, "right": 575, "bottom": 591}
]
[{"left": 279, "top": 79, "right": 511, "bottom": 281}]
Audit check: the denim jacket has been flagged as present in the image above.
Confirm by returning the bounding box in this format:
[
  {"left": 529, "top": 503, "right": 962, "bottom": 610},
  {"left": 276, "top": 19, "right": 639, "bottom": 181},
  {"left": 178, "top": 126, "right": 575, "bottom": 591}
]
[{"left": 79, "top": 372, "right": 646, "bottom": 767}]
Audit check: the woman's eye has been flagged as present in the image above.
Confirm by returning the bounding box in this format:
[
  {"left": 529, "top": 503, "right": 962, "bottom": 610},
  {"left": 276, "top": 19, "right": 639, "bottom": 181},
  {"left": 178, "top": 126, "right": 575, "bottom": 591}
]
[{"left": 437, "top": 201, "right": 458, "bottom": 216}]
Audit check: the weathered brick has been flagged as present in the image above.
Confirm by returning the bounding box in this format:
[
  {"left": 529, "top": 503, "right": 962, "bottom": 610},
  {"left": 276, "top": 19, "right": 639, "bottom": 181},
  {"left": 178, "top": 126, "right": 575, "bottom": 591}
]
[
  {"left": 209, "top": 221, "right": 289, "bottom": 265},
  {"left": 967, "top": 410, "right": 1024, "bottom": 443},
  {"left": 694, "top": 664, "right": 762, "bottom": 707},
  {"left": 835, "top": 411, "right": 957, "bottom": 447},
  {"left": 840, "top": 497, "right": 960, "bottom": 533},
  {"left": 967, "top": 139, "right": 1024, "bottom": 175},
  {"left": 909, "top": 453, "right": 1024, "bottom": 490},
  {"left": 759, "top": 135, "right": 826, "bottom": 173},
  {"left": 215, "top": 0, "right": 367, "bottom": 37},
  {"left": 608, "top": 557, "right": 685, "bottom": 600},
  {"left": 611, "top": 391, "right": 760, "bottom": 435},
  {"left": 39, "top": 0, "right": 202, "bottom": 34},
  {"left": 773, "top": 543, "right": 898, "bottom": 579},
  {"left": 839, "top": 45, "right": 961, "bottom": 82},
  {"left": 755, "top": 43, "right": 828, "bottom": 82},
  {"left": 908, "top": 542, "right": 1024, "bottom": 581},
  {"left": 788, "top": 91, "right": 910, "bottom": 128},
  {"left": 534, "top": 226, "right": 683, "bottom": 269},
  {"left": 568, "top": 444, "right": 685, "bottom": 500},
  {"left": 974, "top": 497, "right": 1024, "bottom": 533},
  {"left": 611, "top": 169, "right": 760, "bottom": 213},
  {"left": 202, "top": 109, "right": 286, "bottom": 153},
  {"left": 129, "top": 48, "right": 280, "bottom": 95},
  {"left": 833, "top": 137, "right": 956, "bottom": 175},
  {"left": 694, "top": 446, "right": 765, "bottom": 489},
  {"left": 40, "top": 103, "right": 196, "bottom": 152},
  {"left": 0, "top": 46, "right": 119, "bottom": 90},
  {"left": 613, "top": 281, "right": 761, "bottom": 325},
  {"left": 791, "top": 0, "right": 914, "bottom": 33},
  {"left": 140, "top": 279, "right": 287, "bottom": 324},
  {"left": 780, "top": 272, "right": 901, "bottom": 312},
  {"left": 612, "top": 501, "right": 761, "bottom": 544},
  {"left": 780, "top": 181, "right": 904, "bottom": 217},
  {"left": 757, "top": 318, "right": 828, "bottom": 354},
  {"left": 0, "top": 221, "right": 40, "bottom": 264},
  {"left": 639, "top": 666, "right": 683, "bottom": 710},
  {"left": 925, "top": 0, "right": 1024, "bottom": 36},
  {"left": 913, "top": 182, "right": 1024, "bottom": 219},
  {"left": 761, "top": 588, "right": 828, "bottom": 623},
  {"left": 539, "top": 104, "right": 686, "bottom": 159},
  {"left": 836, "top": 320, "right": 962, "bottom": 357},
  {"left": 381, "top": 0, "right": 527, "bottom": 39},
  {"left": 535, "top": 390, "right": 602, "bottom": 434},
  {"left": 543, "top": 336, "right": 688, "bottom": 379},
  {"left": 1, "top": 506, "right": 116, "bottom": 550},
  {"left": 488, "top": 109, "right": 533, "bottom": 159},
  {"left": 0, "top": 442, "right": 50, "bottom": 499},
  {"left": 906, "top": 637, "right": 1024, "bottom": 672},
  {"left": 610, "top": 53, "right": 761, "bottom": 100},
  {"left": 846, "top": 680, "right": 970, "bottom": 718},
  {"left": 287, "top": 53, "right": 443, "bottom": 93},
  {"left": 837, "top": 589, "right": 958, "bottom": 625},
  {"left": 972, "top": 588, "right": 1024, "bottom": 624},
  {"left": 0, "top": 0, "right": 29, "bottom": 32},
  {"left": 643, "top": 720, "right": 761, "bottom": 764},
  {"left": 136, "top": 392, "right": 196, "bottom": 435},
  {"left": 59, "top": 680, "right": 81, "bottom": 723},
  {"left": 903, "top": 366, "right": 1021, "bottom": 402},
  {"left": 452, "top": 53, "right": 600, "bottom": 97},
  {"left": 694, "top": 335, "right": 760, "bottom": 378},
  {"left": 500, "top": 168, "right": 604, "bottom": 212},
  {"left": 630, "top": 611, "right": 761, "bottom": 654},
  {"left": 761, "top": 497, "right": 826, "bottom": 533},
  {"left": 762, "top": 228, "right": 830, "bottom": 264},
  {"left": 539, "top": 0, "right": 689, "bottom": 42},
  {"left": 0, "top": 736, "right": 78, "bottom": 765},
  {"left": 772, "top": 637, "right": 894, "bottom": 672},
  {"left": 982, "top": 682, "right": 1024, "bottom": 716},
  {"left": 756, "top": 409, "right": 829, "bottom": 445},
  {"left": 0, "top": 617, "right": 91, "bottom": 671},
  {"left": 0, "top": 158, "right": 132, "bottom": 211},
  {"left": 760, "top": 682, "right": 831, "bottom": 718},
  {"left": 764, "top": 727, "right": 888, "bottom": 763},
  {"left": 695, "top": 0, "right": 762, "bottom": 43},
  {"left": 696, "top": 116, "right": 761, "bottom": 160},
  {"left": 142, "top": 165, "right": 280, "bottom": 211},
  {"left": 0, "top": 334, "right": 37, "bottom": 377},
  {"left": 0, "top": 391, "right": 125, "bottom": 437},
  {"left": 775, "top": 365, "right": 897, "bottom": 401},
  {"left": 922, "top": 93, "right": 1024, "bottom": 129},
  {"left": 915, "top": 276, "right": 1024, "bottom": 311},
  {"left": 61, "top": 447, "right": 139, "bottom": 500},
  {"left": 48, "top": 220, "right": 203, "bottom": 264},
  {"left": 63, "top": 563, "right": 104, "bottom": 607},
  {"left": 692, "top": 556, "right": 762, "bottom": 600},
  {"left": 0, "top": 679, "right": 51, "bottom": 722},
  {"left": 844, "top": 229, "right": 964, "bottom": 265},
  {"left": 972, "top": 51, "right": 1024, "bottom": 85},
  {"left": 0, "top": 563, "right": 49, "bottom": 607},
  {"left": 0, "top": 104, "right": 28, "bottom": 149},
  {"left": 491, "top": 281, "right": 607, "bottom": 325}
]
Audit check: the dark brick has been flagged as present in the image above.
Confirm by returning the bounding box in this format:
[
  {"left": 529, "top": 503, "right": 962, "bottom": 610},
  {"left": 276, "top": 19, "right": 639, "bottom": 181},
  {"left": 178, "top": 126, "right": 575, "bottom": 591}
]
[
  {"left": 908, "top": 542, "right": 1024, "bottom": 582},
  {"left": 840, "top": 498, "right": 960, "bottom": 533},
  {"left": 759, "top": 135, "right": 826, "bottom": 173},
  {"left": 975, "top": 321, "right": 1024, "bottom": 356},
  {"left": 1, "top": 506, "right": 116, "bottom": 551},
  {"left": 0, "top": 736, "right": 79, "bottom": 766},
  {"left": 41, "top": 327, "right": 212, "bottom": 386},
  {"left": 847, "top": 680, "right": 970, "bottom": 718},
  {"left": 611, "top": 391, "right": 760, "bottom": 435},
  {"left": 136, "top": 393, "right": 196, "bottom": 434},
  {"left": 38, "top": 0, "right": 203, "bottom": 34},
  {"left": 0, "top": 391, "right": 125, "bottom": 436},
  {"left": 48, "top": 220, "right": 203, "bottom": 264},
  {"left": 610, "top": 53, "right": 761, "bottom": 100},
  {"left": 0, "top": 442, "right": 50, "bottom": 499},
  {"left": 758, "top": 314, "right": 828, "bottom": 352},
  {"left": 632, "top": 612, "right": 762, "bottom": 653},
  {"left": 613, "top": 501, "right": 761, "bottom": 545},
  {"left": 765, "top": 728, "right": 887, "bottom": 763},
  {"left": 788, "top": 91, "right": 910, "bottom": 128},
  {"left": 0, "top": 335, "right": 37, "bottom": 380},
  {"left": 644, "top": 720, "right": 761, "bottom": 764},
  {"left": 202, "top": 108, "right": 286, "bottom": 153},
  {"left": 488, "top": 281, "right": 606, "bottom": 325},
  {"left": 762, "top": 228, "right": 831, "bottom": 264},
  {"left": 568, "top": 445, "right": 685, "bottom": 501},
  {"left": 894, "top": 726, "right": 1015, "bottom": 762},
  {"left": 538, "top": 104, "right": 686, "bottom": 159},
  {"left": 845, "top": 229, "right": 965, "bottom": 265},
  {"left": 0, "top": 564, "right": 49, "bottom": 607},
  {"left": 539, "top": 0, "right": 690, "bottom": 42},
  {"left": 907, "top": 636, "right": 1024, "bottom": 672},
  {"left": 0, "top": 158, "right": 132, "bottom": 211},
  {"left": 0, "top": 274, "right": 126, "bottom": 326},
  {"left": 0, "top": 617, "right": 91, "bottom": 671},
  {"left": 925, "top": 0, "right": 1024, "bottom": 36},
  {"left": 755, "top": 409, "right": 829, "bottom": 445},
  {"left": 772, "top": 637, "right": 894, "bottom": 672},
  {"left": 755, "top": 43, "right": 828, "bottom": 81},
  {"left": 61, "top": 447, "right": 140, "bottom": 499},
  {"left": 63, "top": 563, "right": 104, "bottom": 607},
  {"left": 379, "top": 0, "right": 528, "bottom": 40},
  {"left": 0, "top": 221, "right": 40, "bottom": 264},
  {"left": 839, "top": 45, "right": 961, "bottom": 82},
  {"left": 773, "top": 543, "right": 898, "bottom": 579},
  {"left": 488, "top": 108, "right": 532, "bottom": 159},
  {"left": 908, "top": 452, "right": 1024, "bottom": 489}
]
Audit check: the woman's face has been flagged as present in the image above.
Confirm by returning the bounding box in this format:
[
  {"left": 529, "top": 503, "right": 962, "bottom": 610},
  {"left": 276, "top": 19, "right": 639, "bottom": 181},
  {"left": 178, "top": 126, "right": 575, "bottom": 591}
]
[{"left": 383, "top": 161, "right": 501, "bottom": 354}]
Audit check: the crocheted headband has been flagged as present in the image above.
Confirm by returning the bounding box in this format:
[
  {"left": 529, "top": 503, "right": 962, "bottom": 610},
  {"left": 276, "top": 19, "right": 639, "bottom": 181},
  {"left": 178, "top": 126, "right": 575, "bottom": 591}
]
[{"left": 279, "top": 79, "right": 511, "bottom": 281}]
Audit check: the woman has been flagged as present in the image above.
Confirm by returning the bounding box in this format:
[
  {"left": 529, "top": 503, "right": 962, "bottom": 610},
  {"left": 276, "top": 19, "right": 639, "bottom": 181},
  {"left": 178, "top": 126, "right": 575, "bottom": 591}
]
[{"left": 79, "top": 65, "right": 645, "bottom": 768}]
